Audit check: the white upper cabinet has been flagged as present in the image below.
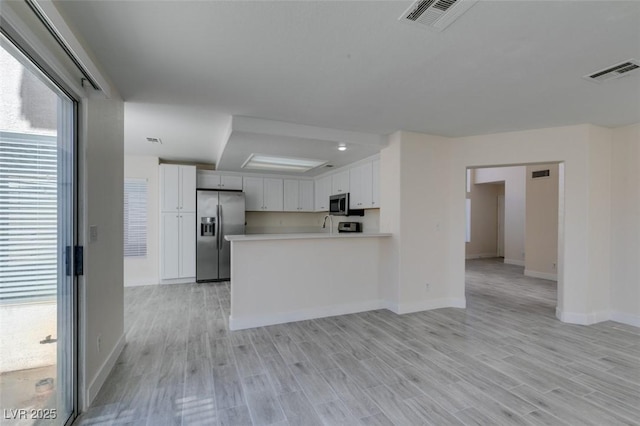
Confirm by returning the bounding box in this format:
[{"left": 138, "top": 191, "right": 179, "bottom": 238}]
[
  {"left": 283, "top": 180, "right": 299, "bottom": 211},
  {"left": 349, "top": 162, "right": 372, "bottom": 209},
  {"left": 221, "top": 175, "right": 243, "bottom": 190},
  {"left": 372, "top": 159, "right": 380, "bottom": 208},
  {"left": 196, "top": 170, "right": 243, "bottom": 190},
  {"left": 243, "top": 176, "right": 263, "bottom": 211},
  {"left": 314, "top": 175, "right": 331, "bottom": 212},
  {"left": 331, "top": 170, "right": 350, "bottom": 195},
  {"left": 243, "top": 176, "right": 284, "bottom": 211},
  {"left": 299, "top": 180, "right": 314, "bottom": 211},
  {"left": 284, "top": 179, "right": 314, "bottom": 211},
  {"left": 263, "top": 178, "right": 284, "bottom": 211},
  {"left": 161, "top": 164, "right": 196, "bottom": 212}
]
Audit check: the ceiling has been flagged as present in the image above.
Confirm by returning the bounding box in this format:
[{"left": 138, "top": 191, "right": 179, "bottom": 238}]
[{"left": 56, "top": 0, "right": 640, "bottom": 165}]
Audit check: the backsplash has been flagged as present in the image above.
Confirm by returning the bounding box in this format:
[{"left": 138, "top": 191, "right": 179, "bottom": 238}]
[{"left": 245, "top": 209, "right": 380, "bottom": 234}]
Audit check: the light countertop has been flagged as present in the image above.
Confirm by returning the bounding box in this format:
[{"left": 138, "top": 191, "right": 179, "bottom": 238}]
[{"left": 225, "top": 232, "right": 391, "bottom": 242}]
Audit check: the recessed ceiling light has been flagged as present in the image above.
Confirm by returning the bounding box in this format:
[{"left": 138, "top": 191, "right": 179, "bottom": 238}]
[
  {"left": 338, "top": 144, "right": 347, "bottom": 151},
  {"left": 241, "top": 154, "right": 326, "bottom": 173}
]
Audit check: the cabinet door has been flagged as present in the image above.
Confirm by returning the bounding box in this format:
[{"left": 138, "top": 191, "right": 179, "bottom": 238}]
[
  {"left": 221, "top": 175, "right": 243, "bottom": 190},
  {"left": 243, "top": 177, "right": 263, "bottom": 211},
  {"left": 180, "top": 166, "right": 196, "bottom": 212},
  {"left": 371, "top": 159, "right": 380, "bottom": 208},
  {"left": 263, "top": 178, "right": 283, "bottom": 211},
  {"left": 180, "top": 212, "right": 196, "bottom": 277},
  {"left": 360, "top": 162, "right": 373, "bottom": 208},
  {"left": 161, "top": 164, "right": 180, "bottom": 212},
  {"left": 331, "top": 170, "right": 350, "bottom": 195},
  {"left": 299, "top": 180, "right": 314, "bottom": 211},
  {"left": 161, "top": 212, "right": 180, "bottom": 279},
  {"left": 283, "top": 179, "right": 299, "bottom": 211},
  {"left": 196, "top": 170, "right": 221, "bottom": 189},
  {"left": 315, "top": 176, "right": 331, "bottom": 211},
  {"left": 349, "top": 165, "right": 364, "bottom": 209}
]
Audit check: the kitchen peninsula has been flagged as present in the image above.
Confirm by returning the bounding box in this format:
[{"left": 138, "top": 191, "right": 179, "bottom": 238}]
[{"left": 225, "top": 232, "right": 391, "bottom": 330}]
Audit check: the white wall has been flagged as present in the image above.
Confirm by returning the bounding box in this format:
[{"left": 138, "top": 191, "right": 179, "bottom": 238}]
[
  {"left": 380, "top": 124, "right": 621, "bottom": 325},
  {"left": 525, "top": 164, "right": 559, "bottom": 280},
  {"left": 610, "top": 124, "right": 640, "bottom": 325},
  {"left": 380, "top": 132, "right": 463, "bottom": 313},
  {"left": 474, "top": 166, "right": 526, "bottom": 265},
  {"left": 124, "top": 155, "right": 159, "bottom": 286},
  {"left": 80, "top": 98, "right": 125, "bottom": 406},
  {"left": 451, "top": 125, "right": 614, "bottom": 324}
]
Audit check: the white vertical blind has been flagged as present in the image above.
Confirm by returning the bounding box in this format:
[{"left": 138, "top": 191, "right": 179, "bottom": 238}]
[
  {"left": 0, "top": 131, "right": 58, "bottom": 302},
  {"left": 123, "top": 178, "right": 147, "bottom": 257}
]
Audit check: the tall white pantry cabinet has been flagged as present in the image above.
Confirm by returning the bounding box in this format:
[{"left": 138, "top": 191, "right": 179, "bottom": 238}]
[{"left": 160, "top": 164, "right": 196, "bottom": 280}]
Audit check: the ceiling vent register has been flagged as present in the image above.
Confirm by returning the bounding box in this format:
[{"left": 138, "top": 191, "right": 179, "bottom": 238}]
[
  {"left": 585, "top": 60, "right": 640, "bottom": 83},
  {"left": 400, "top": 0, "right": 478, "bottom": 31}
]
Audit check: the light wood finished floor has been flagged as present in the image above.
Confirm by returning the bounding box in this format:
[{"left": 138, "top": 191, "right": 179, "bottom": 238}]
[{"left": 76, "top": 258, "right": 640, "bottom": 425}]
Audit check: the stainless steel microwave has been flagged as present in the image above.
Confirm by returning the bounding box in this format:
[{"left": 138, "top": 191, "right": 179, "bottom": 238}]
[{"left": 329, "top": 193, "right": 349, "bottom": 216}]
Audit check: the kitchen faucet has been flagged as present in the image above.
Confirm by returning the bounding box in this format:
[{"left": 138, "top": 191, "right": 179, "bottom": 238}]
[{"left": 322, "top": 215, "right": 334, "bottom": 234}]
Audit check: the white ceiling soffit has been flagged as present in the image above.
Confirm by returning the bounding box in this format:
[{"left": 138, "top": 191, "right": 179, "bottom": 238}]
[
  {"left": 217, "top": 117, "right": 384, "bottom": 176},
  {"left": 400, "top": 0, "right": 478, "bottom": 31},
  {"left": 585, "top": 59, "right": 640, "bottom": 83}
]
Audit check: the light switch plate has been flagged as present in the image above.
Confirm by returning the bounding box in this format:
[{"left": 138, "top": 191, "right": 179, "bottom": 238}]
[{"left": 90, "top": 225, "right": 98, "bottom": 243}]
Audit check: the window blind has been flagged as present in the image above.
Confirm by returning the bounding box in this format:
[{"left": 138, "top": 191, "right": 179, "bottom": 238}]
[
  {"left": 124, "top": 178, "right": 147, "bottom": 257},
  {"left": 0, "top": 131, "right": 57, "bottom": 302}
]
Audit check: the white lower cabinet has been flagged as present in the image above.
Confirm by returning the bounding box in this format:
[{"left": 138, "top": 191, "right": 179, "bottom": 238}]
[{"left": 161, "top": 212, "right": 195, "bottom": 279}]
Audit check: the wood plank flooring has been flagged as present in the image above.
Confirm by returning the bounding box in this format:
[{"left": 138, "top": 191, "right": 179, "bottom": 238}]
[{"left": 76, "top": 258, "right": 640, "bottom": 425}]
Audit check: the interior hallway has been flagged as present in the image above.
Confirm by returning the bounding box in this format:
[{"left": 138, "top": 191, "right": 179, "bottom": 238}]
[{"left": 76, "top": 259, "right": 640, "bottom": 425}]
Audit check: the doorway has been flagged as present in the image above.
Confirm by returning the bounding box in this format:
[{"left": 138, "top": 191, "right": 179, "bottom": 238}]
[
  {"left": 465, "top": 164, "right": 561, "bottom": 317},
  {"left": 1, "top": 35, "right": 78, "bottom": 425}
]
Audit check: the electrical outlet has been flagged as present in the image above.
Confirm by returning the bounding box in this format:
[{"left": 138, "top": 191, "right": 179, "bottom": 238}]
[
  {"left": 552, "top": 262, "right": 557, "bottom": 270},
  {"left": 97, "top": 334, "right": 102, "bottom": 353}
]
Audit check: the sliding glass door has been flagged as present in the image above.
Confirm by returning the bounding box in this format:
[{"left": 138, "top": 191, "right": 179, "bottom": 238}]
[{"left": 0, "top": 36, "right": 77, "bottom": 425}]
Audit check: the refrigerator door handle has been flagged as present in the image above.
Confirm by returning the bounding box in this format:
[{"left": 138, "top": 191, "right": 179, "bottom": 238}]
[{"left": 217, "top": 204, "right": 222, "bottom": 249}]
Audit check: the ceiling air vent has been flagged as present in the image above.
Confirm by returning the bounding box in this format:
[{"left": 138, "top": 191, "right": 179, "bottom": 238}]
[
  {"left": 532, "top": 170, "right": 550, "bottom": 179},
  {"left": 585, "top": 59, "right": 640, "bottom": 83},
  {"left": 146, "top": 137, "right": 162, "bottom": 144},
  {"left": 400, "top": 0, "right": 478, "bottom": 32}
]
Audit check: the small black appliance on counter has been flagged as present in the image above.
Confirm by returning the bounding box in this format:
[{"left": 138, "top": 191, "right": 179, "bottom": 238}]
[{"left": 338, "top": 222, "right": 362, "bottom": 233}]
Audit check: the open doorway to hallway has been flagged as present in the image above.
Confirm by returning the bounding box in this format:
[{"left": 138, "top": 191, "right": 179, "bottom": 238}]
[{"left": 464, "top": 164, "right": 562, "bottom": 317}]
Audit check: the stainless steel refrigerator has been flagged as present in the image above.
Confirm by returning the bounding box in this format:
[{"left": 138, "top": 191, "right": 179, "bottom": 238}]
[{"left": 196, "top": 190, "right": 245, "bottom": 282}]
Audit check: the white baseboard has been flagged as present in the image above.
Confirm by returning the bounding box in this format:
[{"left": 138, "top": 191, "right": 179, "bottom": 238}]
[
  {"left": 124, "top": 278, "right": 159, "bottom": 287},
  {"left": 555, "top": 308, "right": 611, "bottom": 325},
  {"left": 465, "top": 253, "right": 497, "bottom": 260},
  {"left": 229, "top": 299, "right": 385, "bottom": 330},
  {"left": 610, "top": 311, "right": 640, "bottom": 328},
  {"left": 524, "top": 269, "right": 557, "bottom": 282},
  {"left": 159, "top": 277, "right": 195, "bottom": 285},
  {"left": 86, "top": 333, "right": 125, "bottom": 406},
  {"left": 504, "top": 258, "right": 525, "bottom": 266},
  {"left": 395, "top": 298, "right": 466, "bottom": 315}
]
